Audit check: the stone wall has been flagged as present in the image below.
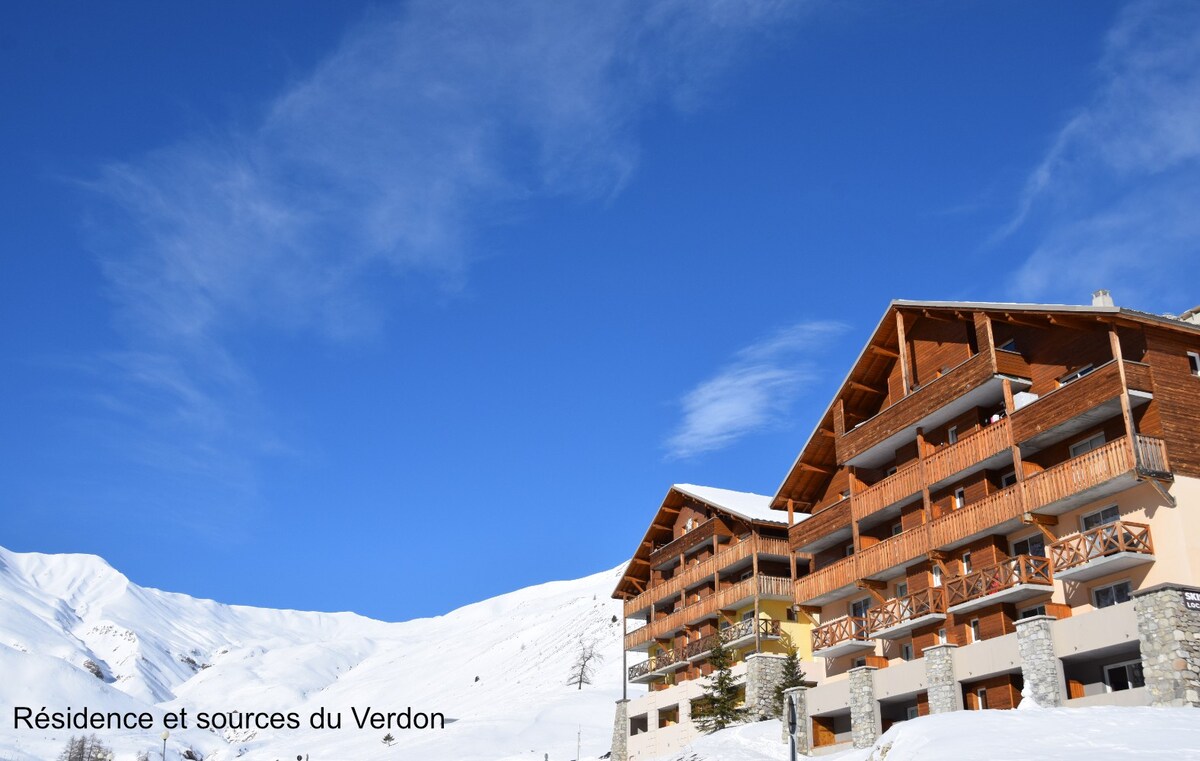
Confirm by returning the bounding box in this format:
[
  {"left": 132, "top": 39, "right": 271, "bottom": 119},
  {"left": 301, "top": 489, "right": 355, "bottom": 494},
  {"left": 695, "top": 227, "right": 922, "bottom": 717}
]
[
  {"left": 744, "top": 653, "right": 788, "bottom": 721},
  {"left": 782, "top": 686, "right": 810, "bottom": 753},
  {"left": 923, "top": 643, "right": 962, "bottom": 713},
  {"left": 610, "top": 699, "right": 629, "bottom": 761},
  {"left": 848, "top": 666, "right": 880, "bottom": 749},
  {"left": 1134, "top": 583, "right": 1200, "bottom": 707},
  {"left": 1015, "top": 615, "right": 1064, "bottom": 707}
]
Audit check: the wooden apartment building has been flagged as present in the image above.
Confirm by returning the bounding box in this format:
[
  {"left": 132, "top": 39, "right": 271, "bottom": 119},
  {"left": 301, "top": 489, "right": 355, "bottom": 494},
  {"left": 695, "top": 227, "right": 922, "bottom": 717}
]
[{"left": 777, "top": 296, "right": 1200, "bottom": 732}]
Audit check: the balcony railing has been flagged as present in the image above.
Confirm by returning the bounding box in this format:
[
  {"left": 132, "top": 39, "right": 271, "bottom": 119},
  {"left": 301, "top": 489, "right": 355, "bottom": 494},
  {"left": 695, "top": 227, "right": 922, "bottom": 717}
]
[
  {"left": 865, "top": 587, "right": 946, "bottom": 636},
  {"left": 813, "top": 615, "right": 870, "bottom": 653},
  {"left": 838, "top": 351, "right": 997, "bottom": 465},
  {"left": 853, "top": 463, "right": 923, "bottom": 522},
  {"left": 1023, "top": 438, "right": 1135, "bottom": 512},
  {"left": 625, "top": 575, "right": 792, "bottom": 649},
  {"left": 923, "top": 418, "right": 1011, "bottom": 487},
  {"left": 624, "top": 535, "right": 790, "bottom": 617},
  {"left": 790, "top": 498, "right": 851, "bottom": 552},
  {"left": 856, "top": 524, "right": 931, "bottom": 580},
  {"left": 1049, "top": 521, "right": 1154, "bottom": 574},
  {"left": 1134, "top": 434, "right": 1170, "bottom": 475},
  {"left": 629, "top": 619, "right": 783, "bottom": 680},
  {"left": 648, "top": 518, "right": 723, "bottom": 565},
  {"left": 944, "top": 555, "right": 1052, "bottom": 609},
  {"left": 928, "top": 484, "right": 1024, "bottom": 550},
  {"left": 794, "top": 556, "right": 859, "bottom": 605}
]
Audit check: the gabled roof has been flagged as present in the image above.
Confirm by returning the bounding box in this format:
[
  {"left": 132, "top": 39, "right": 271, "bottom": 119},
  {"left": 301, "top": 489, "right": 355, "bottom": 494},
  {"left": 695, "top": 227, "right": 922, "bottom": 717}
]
[
  {"left": 611, "top": 483, "right": 800, "bottom": 600},
  {"left": 769, "top": 297, "right": 1200, "bottom": 512}
]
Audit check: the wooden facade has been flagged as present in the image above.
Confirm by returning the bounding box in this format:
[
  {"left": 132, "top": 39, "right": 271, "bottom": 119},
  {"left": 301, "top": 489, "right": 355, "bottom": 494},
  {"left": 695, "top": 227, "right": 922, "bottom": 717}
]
[{"left": 774, "top": 300, "right": 1199, "bottom": 665}]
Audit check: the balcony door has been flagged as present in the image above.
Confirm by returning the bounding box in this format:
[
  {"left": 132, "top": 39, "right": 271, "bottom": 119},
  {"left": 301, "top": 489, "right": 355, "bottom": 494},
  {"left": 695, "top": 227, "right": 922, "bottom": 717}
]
[
  {"left": 1012, "top": 533, "right": 1046, "bottom": 558},
  {"left": 850, "top": 598, "right": 871, "bottom": 637}
]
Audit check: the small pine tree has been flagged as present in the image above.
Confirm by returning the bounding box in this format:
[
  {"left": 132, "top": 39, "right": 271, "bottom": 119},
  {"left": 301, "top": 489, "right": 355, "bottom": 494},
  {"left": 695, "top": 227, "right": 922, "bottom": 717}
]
[
  {"left": 772, "top": 644, "right": 808, "bottom": 719},
  {"left": 692, "top": 641, "right": 747, "bottom": 733},
  {"left": 382, "top": 733, "right": 396, "bottom": 746}
]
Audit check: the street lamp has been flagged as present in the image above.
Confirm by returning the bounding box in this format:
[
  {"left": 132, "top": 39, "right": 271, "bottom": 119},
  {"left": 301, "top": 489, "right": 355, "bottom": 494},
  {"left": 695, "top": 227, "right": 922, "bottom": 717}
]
[{"left": 161, "top": 730, "right": 170, "bottom": 761}]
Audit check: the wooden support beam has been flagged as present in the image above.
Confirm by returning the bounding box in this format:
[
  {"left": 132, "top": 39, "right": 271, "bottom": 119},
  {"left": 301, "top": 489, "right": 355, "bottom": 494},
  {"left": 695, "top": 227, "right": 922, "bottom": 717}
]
[
  {"left": 921, "top": 309, "right": 956, "bottom": 322},
  {"left": 856, "top": 579, "right": 888, "bottom": 604},
  {"left": 1023, "top": 512, "right": 1058, "bottom": 542},
  {"left": 1047, "top": 314, "right": 1096, "bottom": 330},
  {"left": 848, "top": 381, "right": 885, "bottom": 395},
  {"left": 799, "top": 462, "right": 833, "bottom": 474},
  {"left": 868, "top": 344, "right": 900, "bottom": 359},
  {"left": 896, "top": 310, "right": 912, "bottom": 394},
  {"left": 1002, "top": 312, "right": 1046, "bottom": 329}
]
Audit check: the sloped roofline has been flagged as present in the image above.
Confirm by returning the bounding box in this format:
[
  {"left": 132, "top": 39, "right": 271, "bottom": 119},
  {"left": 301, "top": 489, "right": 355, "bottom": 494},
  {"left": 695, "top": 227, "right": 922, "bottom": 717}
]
[{"left": 768, "top": 298, "right": 1200, "bottom": 510}]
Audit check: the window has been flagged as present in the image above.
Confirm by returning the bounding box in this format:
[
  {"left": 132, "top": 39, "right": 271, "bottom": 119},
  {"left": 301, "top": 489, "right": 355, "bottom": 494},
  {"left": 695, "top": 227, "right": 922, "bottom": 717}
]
[
  {"left": 845, "top": 543, "right": 856, "bottom": 557},
  {"left": 892, "top": 522, "right": 904, "bottom": 537},
  {"left": 886, "top": 466, "right": 898, "bottom": 477},
  {"left": 906, "top": 706, "right": 920, "bottom": 720},
  {"left": 932, "top": 565, "right": 943, "bottom": 588},
  {"left": 740, "top": 570, "right": 753, "bottom": 581},
  {"left": 976, "top": 687, "right": 988, "bottom": 710},
  {"left": 961, "top": 552, "right": 972, "bottom": 575},
  {"left": 1013, "top": 533, "right": 1047, "bottom": 558},
  {"left": 1059, "top": 364, "right": 1095, "bottom": 385},
  {"left": 742, "top": 610, "right": 755, "bottom": 623},
  {"left": 948, "top": 426, "right": 959, "bottom": 445},
  {"left": 969, "top": 619, "right": 981, "bottom": 643},
  {"left": 998, "top": 339, "right": 1017, "bottom": 352},
  {"left": 1082, "top": 504, "right": 1120, "bottom": 531},
  {"left": 786, "top": 607, "right": 797, "bottom": 622},
  {"left": 1019, "top": 604, "right": 1047, "bottom": 619},
  {"left": 1093, "top": 580, "right": 1134, "bottom": 608},
  {"left": 895, "top": 581, "right": 909, "bottom": 598},
  {"left": 684, "top": 517, "right": 695, "bottom": 532},
  {"left": 901, "top": 643, "right": 914, "bottom": 662},
  {"left": 1188, "top": 351, "right": 1200, "bottom": 377},
  {"left": 1104, "top": 659, "right": 1146, "bottom": 692},
  {"left": 1070, "top": 433, "right": 1106, "bottom": 458},
  {"left": 1000, "top": 470, "right": 1018, "bottom": 488},
  {"left": 851, "top": 598, "right": 872, "bottom": 619},
  {"left": 953, "top": 487, "right": 966, "bottom": 510},
  {"left": 937, "top": 628, "right": 947, "bottom": 645}
]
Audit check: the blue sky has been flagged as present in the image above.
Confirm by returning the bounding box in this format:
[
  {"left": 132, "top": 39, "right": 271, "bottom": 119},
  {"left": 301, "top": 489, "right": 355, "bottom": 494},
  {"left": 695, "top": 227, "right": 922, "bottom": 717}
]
[{"left": 3, "top": 0, "right": 1199, "bottom": 621}]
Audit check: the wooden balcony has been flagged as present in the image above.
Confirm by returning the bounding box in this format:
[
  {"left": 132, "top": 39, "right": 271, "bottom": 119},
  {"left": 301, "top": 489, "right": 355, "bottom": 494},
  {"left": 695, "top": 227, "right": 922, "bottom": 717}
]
[
  {"left": 627, "top": 646, "right": 686, "bottom": 683},
  {"left": 1050, "top": 521, "right": 1155, "bottom": 582},
  {"left": 648, "top": 517, "right": 728, "bottom": 565},
  {"left": 945, "top": 555, "right": 1052, "bottom": 614},
  {"left": 1011, "top": 360, "right": 1154, "bottom": 451},
  {"left": 624, "top": 575, "right": 792, "bottom": 650},
  {"left": 838, "top": 351, "right": 1001, "bottom": 467},
  {"left": 794, "top": 556, "right": 859, "bottom": 606},
  {"left": 790, "top": 498, "right": 851, "bottom": 553},
  {"left": 928, "top": 483, "right": 1025, "bottom": 551},
  {"left": 812, "top": 615, "right": 873, "bottom": 658},
  {"left": 923, "top": 418, "right": 1012, "bottom": 488},
  {"left": 866, "top": 588, "right": 947, "bottom": 640},
  {"left": 852, "top": 463, "right": 923, "bottom": 524},
  {"left": 624, "top": 535, "right": 790, "bottom": 618},
  {"left": 856, "top": 524, "right": 931, "bottom": 580},
  {"left": 681, "top": 618, "right": 783, "bottom": 661},
  {"left": 1022, "top": 437, "right": 1155, "bottom": 516}
]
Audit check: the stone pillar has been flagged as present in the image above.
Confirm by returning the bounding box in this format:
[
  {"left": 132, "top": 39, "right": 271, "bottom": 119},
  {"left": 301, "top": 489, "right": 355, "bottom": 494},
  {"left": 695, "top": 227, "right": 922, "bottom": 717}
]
[
  {"left": 1015, "top": 615, "right": 1065, "bottom": 707},
  {"left": 1134, "top": 583, "right": 1200, "bottom": 707},
  {"left": 782, "top": 686, "right": 810, "bottom": 754},
  {"left": 848, "top": 666, "right": 881, "bottom": 749},
  {"left": 744, "top": 653, "right": 788, "bottom": 721},
  {"left": 923, "top": 643, "right": 962, "bottom": 714},
  {"left": 610, "top": 699, "right": 629, "bottom": 761}
]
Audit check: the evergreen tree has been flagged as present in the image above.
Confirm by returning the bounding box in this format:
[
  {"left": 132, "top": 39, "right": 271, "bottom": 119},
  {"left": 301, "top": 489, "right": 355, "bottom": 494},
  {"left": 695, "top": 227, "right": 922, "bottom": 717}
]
[
  {"left": 692, "top": 640, "right": 747, "bottom": 733},
  {"left": 772, "top": 643, "right": 808, "bottom": 719}
]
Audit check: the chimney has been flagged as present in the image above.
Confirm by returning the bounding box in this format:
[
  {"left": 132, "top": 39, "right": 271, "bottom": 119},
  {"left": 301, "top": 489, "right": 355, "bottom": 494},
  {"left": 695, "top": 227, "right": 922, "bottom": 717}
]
[
  {"left": 1180, "top": 305, "right": 1200, "bottom": 325},
  {"left": 1092, "top": 289, "right": 1114, "bottom": 307}
]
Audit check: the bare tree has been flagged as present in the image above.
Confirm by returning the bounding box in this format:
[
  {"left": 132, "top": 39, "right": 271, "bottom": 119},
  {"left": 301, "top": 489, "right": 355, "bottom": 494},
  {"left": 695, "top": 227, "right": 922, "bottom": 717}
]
[{"left": 566, "top": 637, "right": 604, "bottom": 690}]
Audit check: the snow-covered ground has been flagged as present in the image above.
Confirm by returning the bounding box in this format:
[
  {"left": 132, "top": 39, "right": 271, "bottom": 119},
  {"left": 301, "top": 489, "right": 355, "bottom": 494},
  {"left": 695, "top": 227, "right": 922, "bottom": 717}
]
[
  {"left": 0, "top": 545, "right": 625, "bottom": 761},
  {"left": 655, "top": 706, "right": 1200, "bottom": 761}
]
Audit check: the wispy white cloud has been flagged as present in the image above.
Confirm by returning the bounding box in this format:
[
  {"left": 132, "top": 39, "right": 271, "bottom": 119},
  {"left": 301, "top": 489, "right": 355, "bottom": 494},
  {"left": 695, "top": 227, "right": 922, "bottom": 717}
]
[
  {"left": 77, "top": 0, "right": 810, "bottom": 509},
  {"left": 1001, "top": 0, "right": 1200, "bottom": 308},
  {"left": 665, "top": 321, "right": 846, "bottom": 459}
]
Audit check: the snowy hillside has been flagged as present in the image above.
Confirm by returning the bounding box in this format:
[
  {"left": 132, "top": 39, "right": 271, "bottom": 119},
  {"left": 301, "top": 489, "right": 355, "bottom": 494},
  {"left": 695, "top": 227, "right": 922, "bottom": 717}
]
[{"left": 0, "top": 546, "right": 625, "bottom": 761}]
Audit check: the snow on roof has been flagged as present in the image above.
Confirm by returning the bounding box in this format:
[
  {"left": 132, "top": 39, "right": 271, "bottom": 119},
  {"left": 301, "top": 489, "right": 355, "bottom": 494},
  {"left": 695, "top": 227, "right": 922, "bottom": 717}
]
[{"left": 672, "top": 484, "right": 800, "bottom": 525}]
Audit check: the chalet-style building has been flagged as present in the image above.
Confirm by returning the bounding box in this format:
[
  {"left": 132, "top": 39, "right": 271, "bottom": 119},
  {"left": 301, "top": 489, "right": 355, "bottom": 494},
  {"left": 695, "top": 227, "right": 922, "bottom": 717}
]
[
  {"left": 612, "top": 484, "right": 815, "bottom": 759},
  {"left": 612, "top": 294, "right": 1200, "bottom": 760},
  {"left": 776, "top": 295, "right": 1200, "bottom": 749}
]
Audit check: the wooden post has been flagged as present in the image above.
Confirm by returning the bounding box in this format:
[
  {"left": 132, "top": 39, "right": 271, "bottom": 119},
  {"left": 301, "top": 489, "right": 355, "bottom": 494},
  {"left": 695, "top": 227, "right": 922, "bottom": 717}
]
[
  {"left": 896, "top": 310, "right": 912, "bottom": 393},
  {"left": 974, "top": 311, "right": 995, "bottom": 367},
  {"left": 752, "top": 549, "right": 761, "bottom": 653},
  {"left": 917, "top": 428, "right": 932, "bottom": 524},
  {"left": 1109, "top": 328, "right": 1141, "bottom": 467},
  {"left": 622, "top": 613, "right": 628, "bottom": 700}
]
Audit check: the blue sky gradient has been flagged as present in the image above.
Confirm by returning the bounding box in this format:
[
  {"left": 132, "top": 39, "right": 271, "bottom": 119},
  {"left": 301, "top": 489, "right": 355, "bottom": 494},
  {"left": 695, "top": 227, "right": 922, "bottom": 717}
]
[{"left": 3, "top": 0, "right": 1199, "bottom": 620}]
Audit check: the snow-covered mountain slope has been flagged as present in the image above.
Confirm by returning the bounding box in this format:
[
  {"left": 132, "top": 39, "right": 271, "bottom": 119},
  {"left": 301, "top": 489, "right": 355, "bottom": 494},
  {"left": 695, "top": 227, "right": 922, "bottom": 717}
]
[{"left": 0, "top": 545, "right": 625, "bottom": 761}]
